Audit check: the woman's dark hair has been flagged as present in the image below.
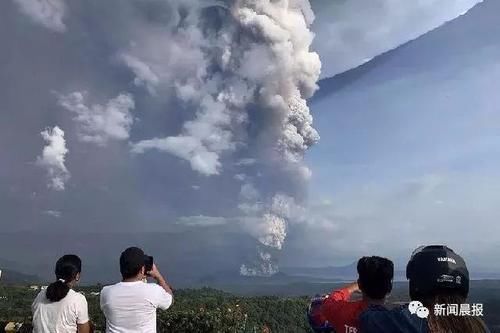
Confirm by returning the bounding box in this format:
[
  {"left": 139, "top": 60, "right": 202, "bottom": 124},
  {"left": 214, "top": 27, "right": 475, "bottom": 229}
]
[
  {"left": 45, "top": 254, "right": 82, "bottom": 302},
  {"left": 357, "top": 256, "right": 394, "bottom": 300}
]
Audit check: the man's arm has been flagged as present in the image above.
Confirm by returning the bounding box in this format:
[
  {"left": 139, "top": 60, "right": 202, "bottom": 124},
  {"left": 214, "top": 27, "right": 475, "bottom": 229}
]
[
  {"left": 99, "top": 290, "right": 104, "bottom": 311},
  {"left": 320, "top": 281, "right": 360, "bottom": 324},
  {"left": 329, "top": 281, "right": 359, "bottom": 301},
  {"left": 76, "top": 295, "right": 91, "bottom": 333},
  {"left": 148, "top": 263, "right": 174, "bottom": 296},
  {"left": 77, "top": 322, "right": 91, "bottom": 333},
  {"left": 147, "top": 264, "right": 174, "bottom": 310}
]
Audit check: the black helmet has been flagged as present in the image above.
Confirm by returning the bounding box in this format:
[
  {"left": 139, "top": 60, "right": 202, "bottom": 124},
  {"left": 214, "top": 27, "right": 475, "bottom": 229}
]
[{"left": 406, "top": 245, "right": 469, "bottom": 300}]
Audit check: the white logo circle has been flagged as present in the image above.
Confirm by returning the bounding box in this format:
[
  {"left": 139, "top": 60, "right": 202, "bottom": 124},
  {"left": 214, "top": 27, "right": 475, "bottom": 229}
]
[
  {"left": 416, "top": 307, "right": 430, "bottom": 319},
  {"left": 408, "top": 301, "right": 423, "bottom": 314}
]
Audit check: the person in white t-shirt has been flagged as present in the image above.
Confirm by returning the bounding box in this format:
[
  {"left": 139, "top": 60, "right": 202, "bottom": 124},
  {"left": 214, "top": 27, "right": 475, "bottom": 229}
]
[
  {"left": 100, "top": 247, "right": 174, "bottom": 333},
  {"left": 32, "top": 254, "right": 91, "bottom": 333}
]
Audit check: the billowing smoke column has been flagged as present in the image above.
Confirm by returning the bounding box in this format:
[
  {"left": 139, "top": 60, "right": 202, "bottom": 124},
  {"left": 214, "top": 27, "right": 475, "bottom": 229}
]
[
  {"left": 17, "top": 0, "right": 319, "bottom": 275},
  {"left": 225, "top": 0, "right": 321, "bottom": 276},
  {"left": 239, "top": 193, "right": 304, "bottom": 276},
  {"left": 128, "top": 0, "right": 321, "bottom": 276}
]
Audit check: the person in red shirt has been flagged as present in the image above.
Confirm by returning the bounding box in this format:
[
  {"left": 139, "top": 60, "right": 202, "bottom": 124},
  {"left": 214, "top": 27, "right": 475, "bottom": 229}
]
[{"left": 319, "top": 256, "right": 394, "bottom": 333}]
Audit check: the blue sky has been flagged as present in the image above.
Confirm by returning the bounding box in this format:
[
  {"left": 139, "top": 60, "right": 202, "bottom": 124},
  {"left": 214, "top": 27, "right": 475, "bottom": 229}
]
[{"left": 298, "top": 0, "right": 500, "bottom": 271}]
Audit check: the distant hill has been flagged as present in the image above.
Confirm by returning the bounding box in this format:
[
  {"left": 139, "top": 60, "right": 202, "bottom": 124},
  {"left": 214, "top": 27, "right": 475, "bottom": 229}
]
[
  {"left": 196, "top": 270, "right": 339, "bottom": 287},
  {"left": 0, "top": 230, "right": 257, "bottom": 286},
  {"left": 0, "top": 257, "right": 42, "bottom": 284},
  {"left": 281, "top": 263, "right": 408, "bottom": 281},
  {"left": 0, "top": 268, "right": 40, "bottom": 285},
  {"left": 281, "top": 262, "right": 357, "bottom": 280}
]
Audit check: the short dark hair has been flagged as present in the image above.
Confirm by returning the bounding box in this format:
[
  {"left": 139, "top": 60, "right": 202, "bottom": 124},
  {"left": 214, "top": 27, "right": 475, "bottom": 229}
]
[
  {"left": 357, "top": 256, "right": 394, "bottom": 300},
  {"left": 120, "top": 247, "right": 145, "bottom": 279}
]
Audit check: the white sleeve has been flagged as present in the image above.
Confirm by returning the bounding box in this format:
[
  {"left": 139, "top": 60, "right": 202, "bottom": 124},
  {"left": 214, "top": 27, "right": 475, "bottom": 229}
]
[
  {"left": 148, "top": 284, "right": 173, "bottom": 310},
  {"left": 99, "top": 289, "right": 106, "bottom": 311},
  {"left": 32, "top": 291, "right": 42, "bottom": 313},
  {"left": 76, "top": 294, "right": 89, "bottom": 325}
]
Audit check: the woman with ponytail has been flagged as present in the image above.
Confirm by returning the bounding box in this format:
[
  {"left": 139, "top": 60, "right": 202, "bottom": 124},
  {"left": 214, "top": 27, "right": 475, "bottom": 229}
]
[{"left": 32, "top": 255, "right": 91, "bottom": 333}]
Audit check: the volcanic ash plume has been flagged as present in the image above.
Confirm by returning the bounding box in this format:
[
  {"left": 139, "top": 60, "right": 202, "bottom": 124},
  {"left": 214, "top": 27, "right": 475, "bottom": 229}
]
[
  {"left": 130, "top": 0, "right": 320, "bottom": 172},
  {"left": 124, "top": 0, "right": 321, "bottom": 275},
  {"left": 239, "top": 189, "right": 307, "bottom": 276},
  {"left": 240, "top": 249, "right": 279, "bottom": 276}
]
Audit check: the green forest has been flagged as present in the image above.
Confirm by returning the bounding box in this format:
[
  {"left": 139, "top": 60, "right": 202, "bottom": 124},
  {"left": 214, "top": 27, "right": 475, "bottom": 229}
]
[
  {"left": 0, "top": 286, "right": 313, "bottom": 332},
  {"left": 1, "top": 283, "right": 499, "bottom": 332}
]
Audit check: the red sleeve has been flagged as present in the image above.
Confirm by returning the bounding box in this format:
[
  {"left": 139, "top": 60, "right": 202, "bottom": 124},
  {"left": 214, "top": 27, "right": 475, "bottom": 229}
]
[
  {"left": 328, "top": 287, "right": 353, "bottom": 302},
  {"left": 320, "top": 287, "right": 354, "bottom": 325}
]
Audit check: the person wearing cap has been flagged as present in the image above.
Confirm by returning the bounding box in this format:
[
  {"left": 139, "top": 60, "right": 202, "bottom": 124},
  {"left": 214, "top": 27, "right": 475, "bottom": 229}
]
[
  {"left": 309, "top": 256, "right": 394, "bottom": 333},
  {"left": 100, "top": 247, "right": 174, "bottom": 333},
  {"left": 359, "top": 245, "right": 490, "bottom": 333}
]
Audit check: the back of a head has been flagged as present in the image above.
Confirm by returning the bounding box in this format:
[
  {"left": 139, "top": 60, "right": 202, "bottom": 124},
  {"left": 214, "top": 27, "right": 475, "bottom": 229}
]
[
  {"left": 357, "top": 256, "right": 394, "bottom": 300},
  {"left": 406, "top": 245, "right": 469, "bottom": 301},
  {"left": 46, "top": 254, "right": 82, "bottom": 302},
  {"left": 407, "top": 245, "right": 487, "bottom": 333},
  {"left": 120, "top": 247, "right": 146, "bottom": 280}
]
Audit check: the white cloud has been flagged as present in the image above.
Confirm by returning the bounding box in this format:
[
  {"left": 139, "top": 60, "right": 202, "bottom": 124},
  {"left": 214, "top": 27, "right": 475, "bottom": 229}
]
[
  {"left": 13, "top": 0, "right": 66, "bottom": 32},
  {"left": 177, "top": 215, "right": 228, "bottom": 227},
  {"left": 43, "top": 210, "right": 62, "bottom": 218},
  {"left": 118, "top": 53, "right": 160, "bottom": 95},
  {"left": 58, "top": 92, "right": 135, "bottom": 146},
  {"left": 235, "top": 158, "right": 256, "bottom": 167},
  {"left": 239, "top": 183, "right": 259, "bottom": 201},
  {"left": 131, "top": 135, "right": 221, "bottom": 176},
  {"left": 312, "top": 0, "right": 483, "bottom": 77},
  {"left": 36, "top": 126, "right": 69, "bottom": 191}
]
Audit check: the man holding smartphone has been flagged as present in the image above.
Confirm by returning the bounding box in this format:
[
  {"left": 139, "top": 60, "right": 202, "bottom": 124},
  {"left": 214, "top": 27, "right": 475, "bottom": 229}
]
[{"left": 100, "top": 247, "right": 174, "bottom": 333}]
